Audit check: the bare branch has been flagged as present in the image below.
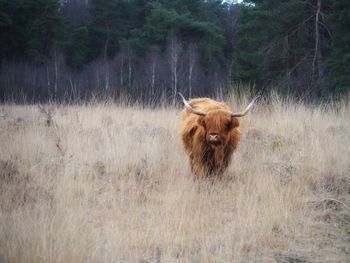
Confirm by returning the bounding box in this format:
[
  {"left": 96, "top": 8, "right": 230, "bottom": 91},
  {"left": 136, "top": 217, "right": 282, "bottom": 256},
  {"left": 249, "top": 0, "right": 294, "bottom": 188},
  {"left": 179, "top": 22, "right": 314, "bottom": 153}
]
[
  {"left": 318, "top": 20, "right": 332, "bottom": 37},
  {"left": 312, "top": 0, "right": 321, "bottom": 77}
]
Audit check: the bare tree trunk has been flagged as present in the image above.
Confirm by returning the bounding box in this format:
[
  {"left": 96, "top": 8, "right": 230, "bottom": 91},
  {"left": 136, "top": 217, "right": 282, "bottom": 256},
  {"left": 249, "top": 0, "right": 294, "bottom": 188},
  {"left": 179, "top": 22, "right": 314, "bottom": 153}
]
[
  {"left": 151, "top": 56, "right": 156, "bottom": 96},
  {"left": 312, "top": 0, "right": 320, "bottom": 77},
  {"left": 54, "top": 46, "right": 58, "bottom": 100},
  {"left": 97, "top": 67, "right": 100, "bottom": 90},
  {"left": 104, "top": 37, "right": 109, "bottom": 62},
  {"left": 120, "top": 52, "right": 124, "bottom": 87},
  {"left": 104, "top": 37, "right": 110, "bottom": 91},
  {"left": 69, "top": 77, "right": 74, "bottom": 101},
  {"left": 188, "top": 43, "right": 195, "bottom": 98},
  {"left": 147, "top": 46, "right": 158, "bottom": 96},
  {"left": 128, "top": 44, "right": 132, "bottom": 90},
  {"left": 46, "top": 65, "right": 50, "bottom": 98},
  {"left": 312, "top": 0, "right": 325, "bottom": 96},
  {"left": 170, "top": 33, "right": 179, "bottom": 104}
]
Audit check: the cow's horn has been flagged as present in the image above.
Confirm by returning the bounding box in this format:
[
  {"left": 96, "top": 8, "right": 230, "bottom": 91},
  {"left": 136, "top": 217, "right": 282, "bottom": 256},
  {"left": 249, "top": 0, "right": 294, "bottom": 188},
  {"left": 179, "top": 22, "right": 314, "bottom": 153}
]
[
  {"left": 178, "top": 93, "right": 207, "bottom": 116},
  {"left": 231, "top": 96, "right": 260, "bottom": 117}
]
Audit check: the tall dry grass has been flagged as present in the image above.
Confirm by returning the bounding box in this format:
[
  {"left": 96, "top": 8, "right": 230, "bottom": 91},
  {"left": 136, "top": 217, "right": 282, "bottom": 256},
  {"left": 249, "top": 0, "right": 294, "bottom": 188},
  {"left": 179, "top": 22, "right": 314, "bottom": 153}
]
[{"left": 0, "top": 96, "right": 349, "bottom": 262}]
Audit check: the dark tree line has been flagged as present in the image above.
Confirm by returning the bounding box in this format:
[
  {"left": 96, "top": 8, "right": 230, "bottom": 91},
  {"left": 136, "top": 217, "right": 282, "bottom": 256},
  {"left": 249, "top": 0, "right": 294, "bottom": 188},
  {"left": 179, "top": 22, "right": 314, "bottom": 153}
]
[
  {"left": 234, "top": 0, "right": 350, "bottom": 98},
  {"left": 0, "top": 0, "right": 235, "bottom": 102},
  {"left": 0, "top": 0, "right": 349, "bottom": 102}
]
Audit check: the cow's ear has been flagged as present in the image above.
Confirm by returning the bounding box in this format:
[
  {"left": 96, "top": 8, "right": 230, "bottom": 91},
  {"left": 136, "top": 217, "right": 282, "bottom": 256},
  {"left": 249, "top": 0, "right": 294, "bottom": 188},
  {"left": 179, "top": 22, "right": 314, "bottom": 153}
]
[
  {"left": 197, "top": 116, "right": 206, "bottom": 128},
  {"left": 230, "top": 117, "right": 239, "bottom": 129}
]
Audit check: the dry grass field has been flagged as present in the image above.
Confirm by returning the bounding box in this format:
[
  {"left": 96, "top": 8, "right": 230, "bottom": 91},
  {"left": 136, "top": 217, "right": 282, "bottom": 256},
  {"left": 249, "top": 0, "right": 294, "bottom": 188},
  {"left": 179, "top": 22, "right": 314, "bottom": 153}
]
[{"left": 0, "top": 96, "right": 349, "bottom": 262}]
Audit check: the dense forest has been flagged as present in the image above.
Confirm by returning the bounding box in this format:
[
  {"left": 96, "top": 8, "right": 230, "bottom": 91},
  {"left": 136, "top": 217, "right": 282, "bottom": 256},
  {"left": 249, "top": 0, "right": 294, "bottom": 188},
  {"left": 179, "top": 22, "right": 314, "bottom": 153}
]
[{"left": 0, "top": 0, "right": 349, "bottom": 102}]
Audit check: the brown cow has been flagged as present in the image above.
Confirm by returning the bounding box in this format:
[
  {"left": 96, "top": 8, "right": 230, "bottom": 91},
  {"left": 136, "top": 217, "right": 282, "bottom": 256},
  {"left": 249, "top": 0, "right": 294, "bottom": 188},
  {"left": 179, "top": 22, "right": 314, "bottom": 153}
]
[{"left": 179, "top": 93, "right": 259, "bottom": 178}]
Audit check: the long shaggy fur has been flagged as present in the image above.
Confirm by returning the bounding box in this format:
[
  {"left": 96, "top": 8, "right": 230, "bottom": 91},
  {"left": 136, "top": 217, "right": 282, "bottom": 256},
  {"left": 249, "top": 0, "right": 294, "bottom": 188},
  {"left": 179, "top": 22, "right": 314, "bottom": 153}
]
[{"left": 180, "top": 98, "right": 240, "bottom": 178}]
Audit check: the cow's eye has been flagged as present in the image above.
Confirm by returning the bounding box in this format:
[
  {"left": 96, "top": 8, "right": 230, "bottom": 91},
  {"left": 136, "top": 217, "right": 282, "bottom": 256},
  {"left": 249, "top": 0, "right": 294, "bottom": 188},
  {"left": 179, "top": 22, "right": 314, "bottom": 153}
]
[{"left": 226, "top": 121, "right": 233, "bottom": 130}]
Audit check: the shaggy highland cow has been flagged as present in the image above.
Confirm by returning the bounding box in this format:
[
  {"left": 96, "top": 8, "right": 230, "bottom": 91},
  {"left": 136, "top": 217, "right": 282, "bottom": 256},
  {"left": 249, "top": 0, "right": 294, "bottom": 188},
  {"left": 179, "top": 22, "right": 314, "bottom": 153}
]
[{"left": 179, "top": 93, "right": 259, "bottom": 178}]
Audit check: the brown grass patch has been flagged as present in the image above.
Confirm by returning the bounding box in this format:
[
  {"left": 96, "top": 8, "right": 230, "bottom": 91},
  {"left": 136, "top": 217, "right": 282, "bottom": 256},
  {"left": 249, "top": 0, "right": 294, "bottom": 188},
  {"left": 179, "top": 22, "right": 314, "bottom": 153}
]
[{"left": 0, "top": 98, "right": 349, "bottom": 262}]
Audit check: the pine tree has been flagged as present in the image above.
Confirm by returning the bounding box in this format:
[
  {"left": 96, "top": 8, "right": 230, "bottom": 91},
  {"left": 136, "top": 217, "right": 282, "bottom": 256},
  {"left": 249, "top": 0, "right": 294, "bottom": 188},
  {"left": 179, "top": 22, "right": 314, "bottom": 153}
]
[
  {"left": 87, "top": 0, "right": 134, "bottom": 61},
  {"left": 140, "top": 0, "right": 226, "bottom": 68},
  {"left": 234, "top": 0, "right": 325, "bottom": 95},
  {"left": 65, "top": 26, "right": 89, "bottom": 69},
  {"left": 0, "top": 0, "right": 67, "bottom": 63},
  {"left": 324, "top": 0, "right": 350, "bottom": 93}
]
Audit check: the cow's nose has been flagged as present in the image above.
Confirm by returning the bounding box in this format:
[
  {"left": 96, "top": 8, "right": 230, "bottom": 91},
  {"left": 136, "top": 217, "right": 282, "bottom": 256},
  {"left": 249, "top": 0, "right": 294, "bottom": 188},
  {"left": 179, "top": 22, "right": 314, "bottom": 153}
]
[{"left": 209, "top": 134, "right": 219, "bottom": 142}]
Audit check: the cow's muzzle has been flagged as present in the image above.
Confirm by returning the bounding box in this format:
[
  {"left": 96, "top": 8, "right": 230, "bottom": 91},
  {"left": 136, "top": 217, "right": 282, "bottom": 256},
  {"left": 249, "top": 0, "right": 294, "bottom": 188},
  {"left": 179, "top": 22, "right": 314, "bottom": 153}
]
[{"left": 208, "top": 134, "right": 221, "bottom": 146}]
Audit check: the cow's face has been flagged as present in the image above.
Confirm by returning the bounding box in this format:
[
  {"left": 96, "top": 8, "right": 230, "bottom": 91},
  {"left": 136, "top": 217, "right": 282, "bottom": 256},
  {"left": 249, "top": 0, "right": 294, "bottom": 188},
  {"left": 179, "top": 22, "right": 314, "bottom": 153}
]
[{"left": 198, "top": 110, "right": 239, "bottom": 147}]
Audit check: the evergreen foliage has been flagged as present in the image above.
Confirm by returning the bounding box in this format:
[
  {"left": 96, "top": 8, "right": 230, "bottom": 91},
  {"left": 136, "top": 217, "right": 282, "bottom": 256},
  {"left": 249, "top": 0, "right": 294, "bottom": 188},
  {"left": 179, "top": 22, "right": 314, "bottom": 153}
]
[
  {"left": 324, "top": 0, "right": 350, "bottom": 93},
  {"left": 139, "top": 0, "right": 226, "bottom": 66},
  {"left": 0, "top": 0, "right": 348, "bottom": 100},
  {"left": 0, "top": 0, "right": 66, "bottom": 63},
  {"left": 234, "top": 0, "right": 350, "bottom": 95}
]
